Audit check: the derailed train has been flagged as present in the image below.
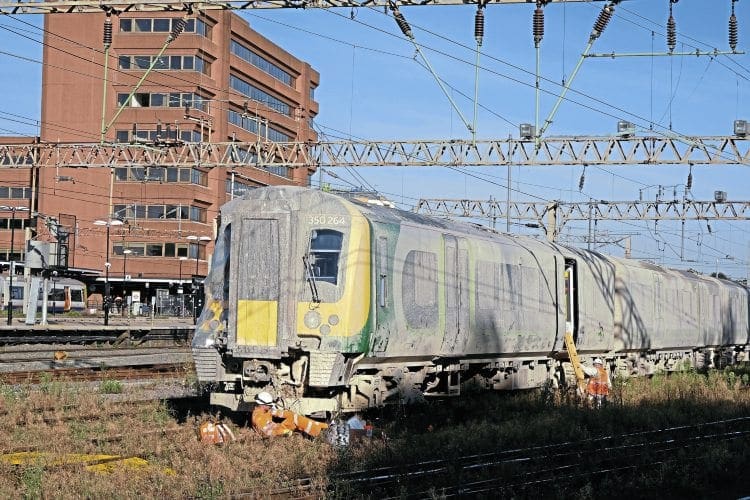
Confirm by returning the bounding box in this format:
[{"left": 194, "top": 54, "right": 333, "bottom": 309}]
[{"left": 192, "top": 187, "right": 750, "bottom": 416}]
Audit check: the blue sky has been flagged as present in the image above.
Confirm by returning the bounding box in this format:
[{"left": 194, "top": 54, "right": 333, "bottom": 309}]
[{"left": 0, "top": 0, "right": 749, "bottom": 278}]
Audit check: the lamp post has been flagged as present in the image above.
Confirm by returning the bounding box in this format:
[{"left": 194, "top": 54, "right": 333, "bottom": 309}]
[
  {"left": 123, "top": 249, "right": 132, "bottom": 281},
  {"left": 186, "top": 235, "right": 210, "bottom": 324},
  {"left": 178, "top": 256, "right": 187, "bottom": 316},
  {"left": 178, "top": 256, "right": 188, "bottom": 289},
  {"left": 1, "top": 206, "right": 28, "bottom": 325},
  {"left": 186, "top": 235, "right": 212, "bottom": 275},
  {"left": 94, "top": 218, "right": 123, "bottom": 326}
]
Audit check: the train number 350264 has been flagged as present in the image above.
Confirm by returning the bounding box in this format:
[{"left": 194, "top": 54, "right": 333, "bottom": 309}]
[{"left": 307, "top": 215, "right": 347, "bottom": 225}]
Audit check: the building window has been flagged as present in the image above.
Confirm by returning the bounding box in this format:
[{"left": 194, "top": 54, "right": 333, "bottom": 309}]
[
  {"left": 0, "top": 186, "right": 31, "bottom": 199},
  {"left": 0, "top": 218, "right": 29, "bottom": 230},
  {"left": 310, "top": 86, "right": 316, "bottom": 100},
  {"left": 117, "top": 91, "right": 209, "bottom": 109},
  {"left": 266, "top": 165, "right": 290, "bottom": 178},
  {"left": 118, "top": 54, "right": 210, "bottom": 75},
  {"left": 0, "top": 248, "right": 25, "bottom": 261},
  {"left": 113, "top": 204, "right": 206, "bottom": 222},
  {"left": 113, "top": 167, "right": 207, "bottom": 186},
  {"left": 115, "top": 128, "right": 202, "bottom": 144},
  {"left": 225, "top": 178, "right": 256, "bottom": 198},
  {"left": 229, "top": 75, "right": 291, "bottom": 116},
  {"left": 120, "top": 17, "right": 210, "bottom": 38},
  {"left": 230, "top": 40, "right": 293, "bottom": 86},
  {"left": 227, "top": 110, "right": 291, "bottom": 142},
  {"left": 114, "top": 242, "right": 192, "bottom": 257}
]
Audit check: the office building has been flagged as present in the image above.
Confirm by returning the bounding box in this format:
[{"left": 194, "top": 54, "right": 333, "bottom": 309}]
[{"left": 2, "top": 10, "right": 320, "bottom": 308}]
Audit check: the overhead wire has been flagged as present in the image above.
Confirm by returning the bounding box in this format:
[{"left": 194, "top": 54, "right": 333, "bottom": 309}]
[
  {"left": 242, "top": 7, "right": 710, "bottom": 208},
  {"left": 260, "top": 6, "right": 750, "bottom": 258},
  {"left": 312, "top": 5, "right": 750, "bottom": 173},
  {"left": 614, "top": 3, "right": 750, "bottom": 80},
  {"left": 336, "top": 3, "right": 750, "bottom": 262},
  {"left": 1, "top": 6, "right": 750, "bottom": 274}
]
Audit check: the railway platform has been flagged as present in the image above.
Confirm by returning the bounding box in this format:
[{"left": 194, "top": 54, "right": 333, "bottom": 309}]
[{"left": 0, "top": 316, "right": 195, "bottom": 344}]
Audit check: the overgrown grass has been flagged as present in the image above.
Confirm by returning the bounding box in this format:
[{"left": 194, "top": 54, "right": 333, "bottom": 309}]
[
  {"left": 0, "top": 368, "right": 748, "bottom": 498},
  {"left": 99, "top": 379, "right": 123, "bottom": 394}
]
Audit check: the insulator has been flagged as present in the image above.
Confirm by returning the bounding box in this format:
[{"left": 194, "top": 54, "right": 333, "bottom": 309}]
[
  {"left": 729, "top": 13, "right": 738, "bottom": 51},
  {"left": 533, "top": 7, "right": 544, "bottom": 47},
  {"left": 667, "top": 14, "right": 677, "bottom": 52},
  {"left": 393, "top": 9, "right": 413, "bottom": 39},
  {"left": 591, "top": 4, "right": 614, "bottom": 41},
  {"left": 103, "top": 18, "right": 113, "bottom": 47},
  {"left": 686, "top": 170, "right": 693, "bottom": 190},
  {"left": 169, "top": 18, "right": 186, "bottom": 41},
  {"left": 578, "top": 170, "right": 585, "bottom": 191},
  {"left": 475, "top": 8, "right": 485, "bottom": 46}
]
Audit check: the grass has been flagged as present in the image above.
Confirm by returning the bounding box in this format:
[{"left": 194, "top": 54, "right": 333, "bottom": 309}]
[
  {"left": 0, "top": 368, "right": 748, "bottom": 498},
  {"left": 99, "top": 379, "right": 123, "bottom": 394}
]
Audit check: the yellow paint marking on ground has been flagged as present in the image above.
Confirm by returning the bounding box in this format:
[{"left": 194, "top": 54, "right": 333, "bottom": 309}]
[{"left": 0, "top": 452, "right": 175, "bottom": 475}]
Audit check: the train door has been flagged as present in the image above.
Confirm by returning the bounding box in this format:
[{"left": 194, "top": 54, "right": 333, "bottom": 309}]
[
  {"left": 370, "top": 235, "right": 391, "bottom": 354},
  {"left": 441, "top": 235, "right": 469, "bottom": 354},
  {"left": 231, "top": 215, "right": 291, "bottom": 356},
  {"left": 564, "top": 259, "right": 579, "bottom": 341}
]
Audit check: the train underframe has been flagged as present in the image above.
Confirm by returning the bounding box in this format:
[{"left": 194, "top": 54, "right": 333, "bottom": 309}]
[{"left": 203, "top": 344, "right": 750, "bottom": 416}]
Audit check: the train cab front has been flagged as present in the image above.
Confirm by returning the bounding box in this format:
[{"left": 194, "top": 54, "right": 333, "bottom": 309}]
[{"left": 192, "top": 188, "right": 372, "bottom": 416}]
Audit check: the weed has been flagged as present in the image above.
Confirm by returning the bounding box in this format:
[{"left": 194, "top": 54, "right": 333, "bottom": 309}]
[
  {"left": 141, "top": 401, "right": 173, "bottom": 426},
  {"left": 0, "top": 383, "right": 21, "bottom": 404},
  {"left": 20, "top": 465, "right": 43, "bottom": 499},
  {"left": 69, "top": 421, "right": 90, "bottom": 442},
  {"left": 38, "top": 373, "right": 66, "bottom": 397},
  {"left": 99, "top": 379, "right": 123, "bottom": 394},
  {"left": 194, "top": 480, "right": 225, "bottom": 499}
]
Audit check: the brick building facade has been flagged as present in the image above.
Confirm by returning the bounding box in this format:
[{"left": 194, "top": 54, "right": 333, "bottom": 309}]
[{"left": 1, "top": 10, "right": 319, "bottom": 310}]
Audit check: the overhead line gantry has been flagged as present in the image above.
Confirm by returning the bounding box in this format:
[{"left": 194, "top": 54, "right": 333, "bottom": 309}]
[
  {"left": 414, "top": 197, "right": 750, "bottom": 241},
  {"left": 1, "top": 134, "right": 749, "bottom": 168},
  {"left": 0, "top": 0, "right": 608, "bottom": 15}
]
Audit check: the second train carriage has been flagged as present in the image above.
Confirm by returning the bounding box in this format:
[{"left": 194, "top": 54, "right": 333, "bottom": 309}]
[
  {"left": 192, "top": 187, "right": 750, "bottom": 416},
  {"left": 0, "top": 276, "right": 88, "bottom": 313}
]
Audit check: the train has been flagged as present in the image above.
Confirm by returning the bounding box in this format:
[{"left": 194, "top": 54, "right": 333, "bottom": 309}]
[
  {"left": 192, "top": 187, "right": 750, "bottom": 416},
  {"left": 0, "top": 275, "right": 88, "bottom": 313}
]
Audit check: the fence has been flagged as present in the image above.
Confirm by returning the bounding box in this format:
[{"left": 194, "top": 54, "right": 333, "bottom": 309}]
[{"left": 87, "top": 294, "right": 198, "bottom": 318}]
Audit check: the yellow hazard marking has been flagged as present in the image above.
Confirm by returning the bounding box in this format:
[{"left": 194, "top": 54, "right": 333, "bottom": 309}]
[
  {"left": 0, "top": 452, "right": 175, "bottom": 475},
  {"left": 237, "top": 300, "right": 278, "bottom": 346}
]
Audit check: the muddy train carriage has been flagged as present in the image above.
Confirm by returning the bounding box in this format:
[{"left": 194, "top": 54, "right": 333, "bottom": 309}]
[
  {"left": 193, "top": 187, "right": 585, "bottom": 415},
  {"left": 193, "top": 187, "right": 375, "bottom": 415},
  {"left": 192, "top": 187, "right": 750, "bottom": 416},
  {"left": 608, "top": 259, "right": 750, "bottom": 374}
]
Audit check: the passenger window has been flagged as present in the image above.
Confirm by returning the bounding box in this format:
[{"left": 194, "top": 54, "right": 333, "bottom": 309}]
[{"left": 309, "top": 229, "right": 343, "bottom": 285}]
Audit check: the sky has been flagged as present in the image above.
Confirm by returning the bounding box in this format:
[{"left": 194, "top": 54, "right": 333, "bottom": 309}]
[{"left": 0, "top": 0, "right": 749, "bottom": 279}]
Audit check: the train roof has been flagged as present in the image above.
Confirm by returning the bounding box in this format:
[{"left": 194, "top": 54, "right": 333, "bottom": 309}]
[{"left": 227, "top": 187, "right": 747, "bottom": 291}]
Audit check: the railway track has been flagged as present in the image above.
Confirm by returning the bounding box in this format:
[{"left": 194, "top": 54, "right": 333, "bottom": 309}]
[
  {"left": 230, "top": 416, "right": 750, "bottom": 498},
  {"left": 0, "top": 325, "right": 192, "bottom": 346},
  {"left": 0, "top": 364, "right": 192, "bottom": 385},
  {"left": 0, "top": 345, "right": 192, "bottom": 374}
]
